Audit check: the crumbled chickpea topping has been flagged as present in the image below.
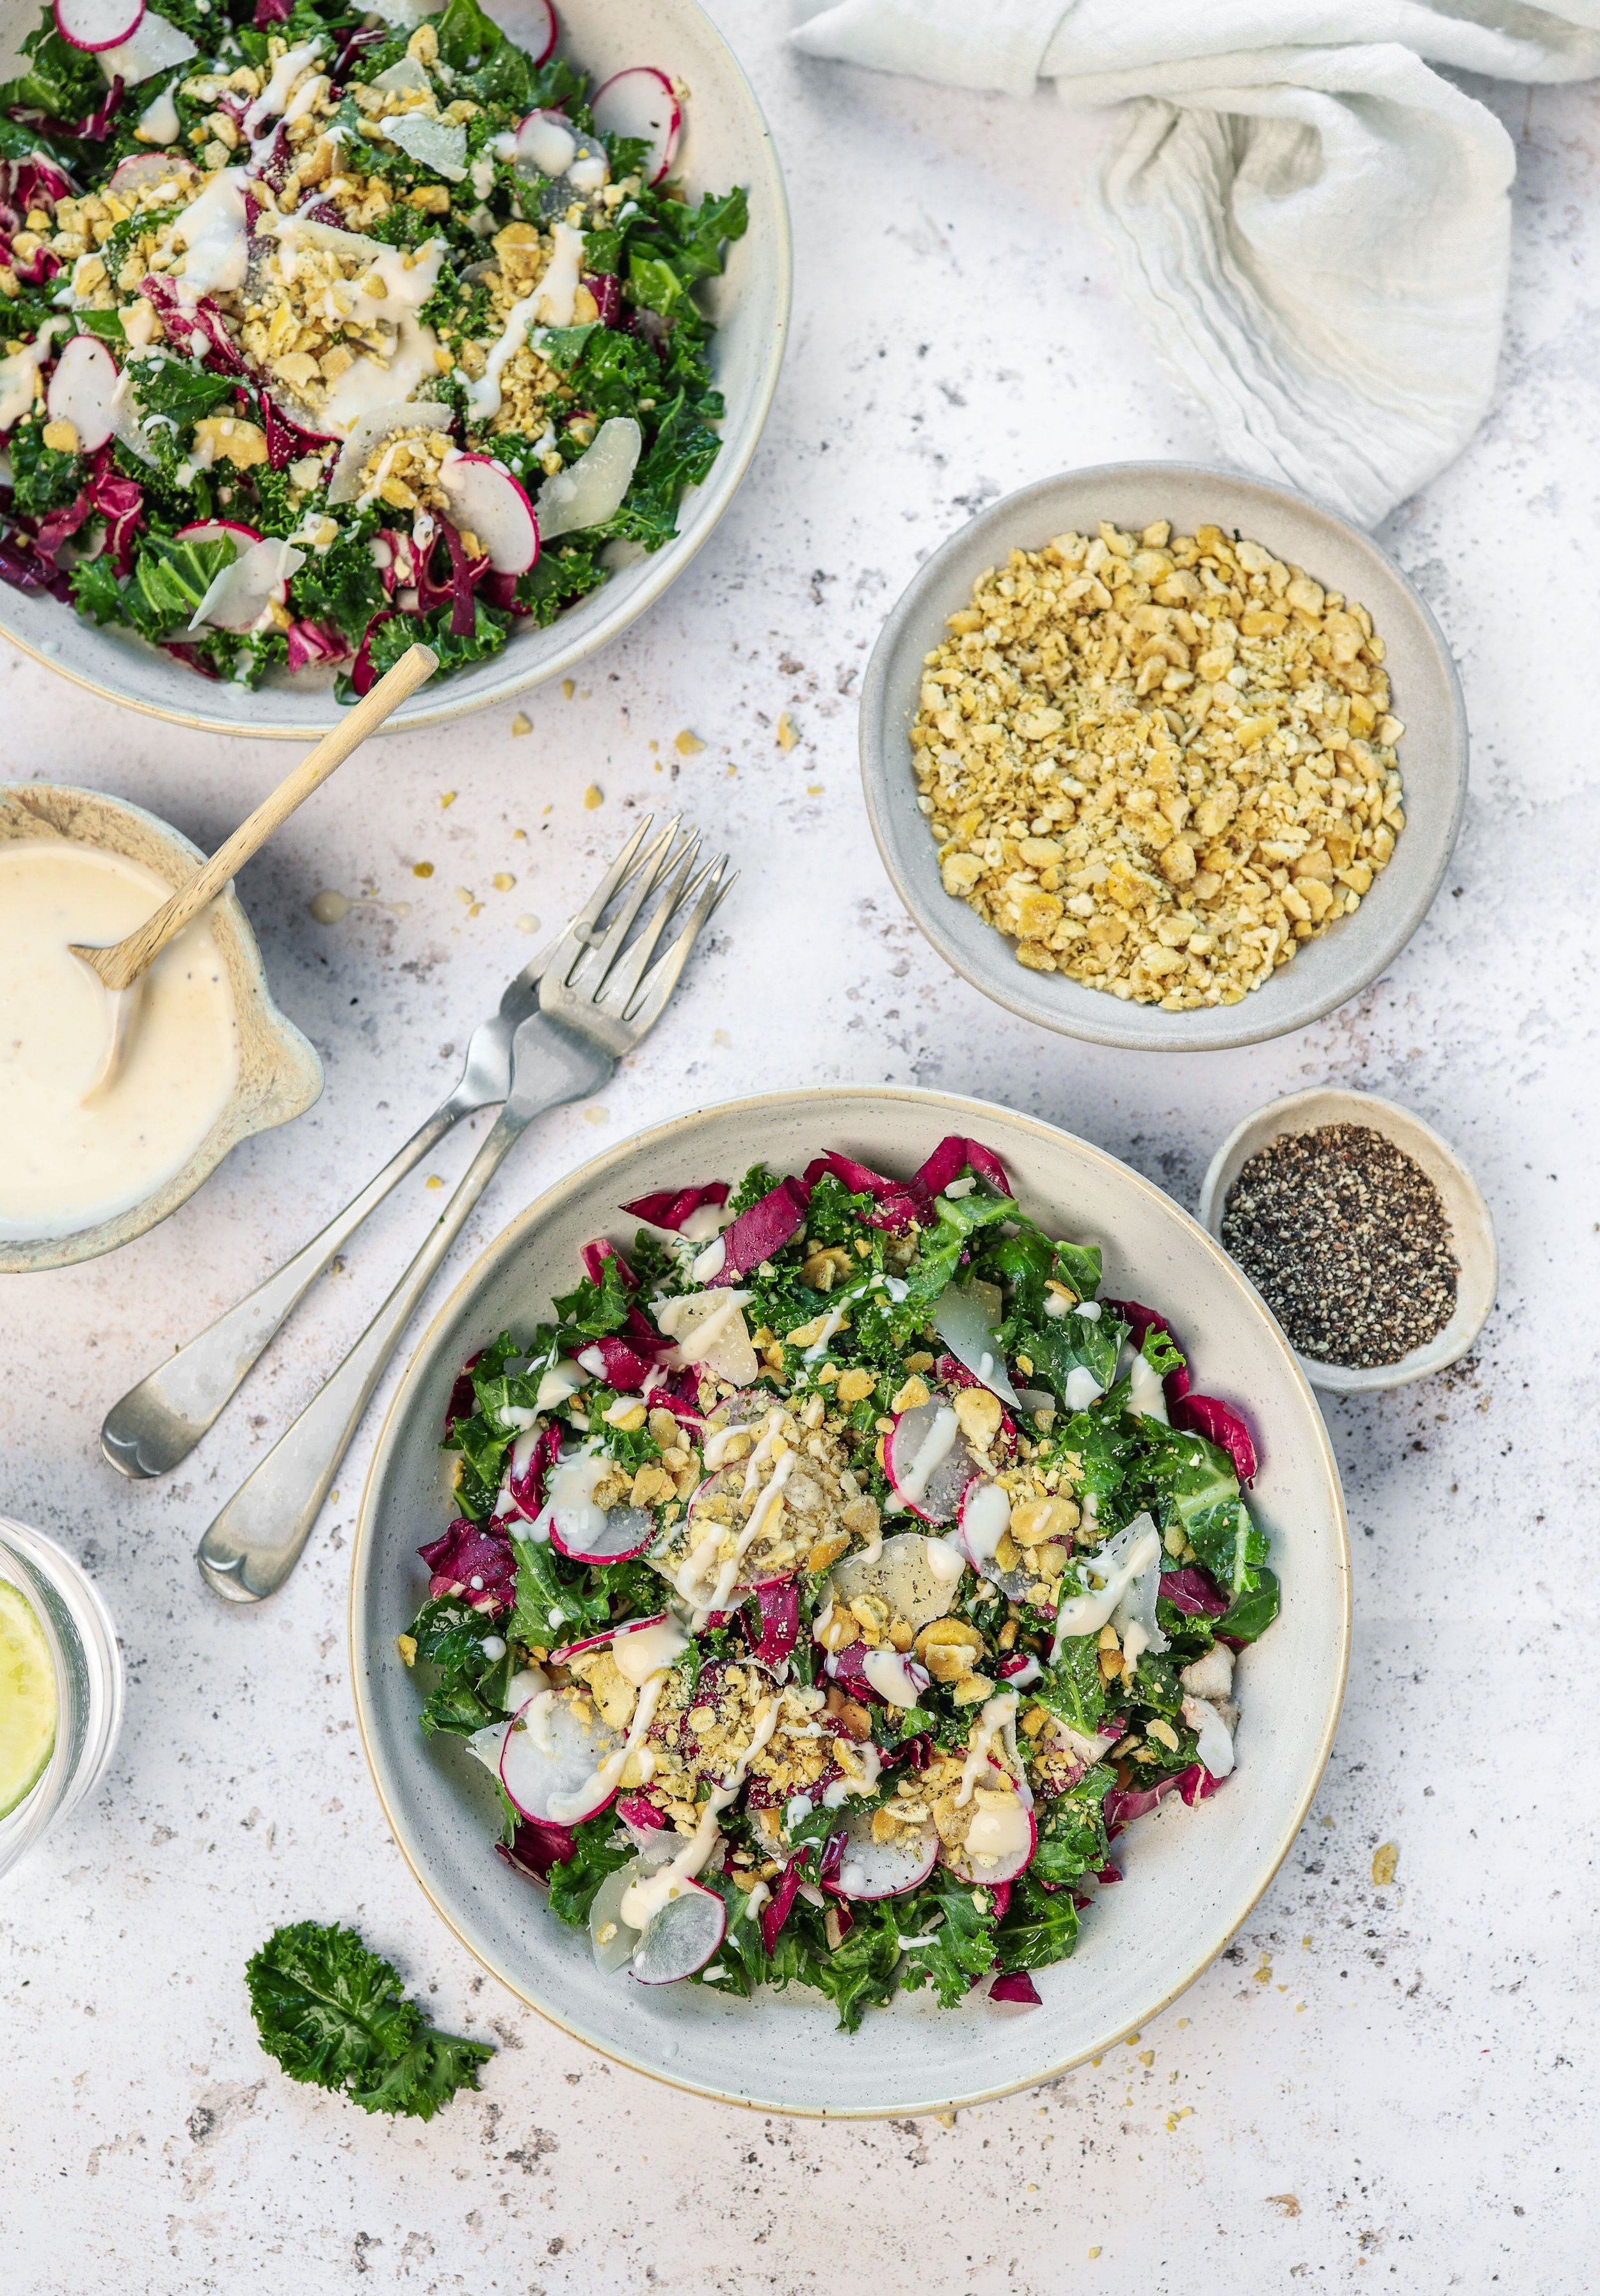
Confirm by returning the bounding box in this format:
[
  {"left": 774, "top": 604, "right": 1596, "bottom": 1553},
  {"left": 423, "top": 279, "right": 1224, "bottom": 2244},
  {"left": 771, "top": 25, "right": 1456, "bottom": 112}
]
[{"left": 911, "top": 520, "right": 1405, "bottom": 1009}]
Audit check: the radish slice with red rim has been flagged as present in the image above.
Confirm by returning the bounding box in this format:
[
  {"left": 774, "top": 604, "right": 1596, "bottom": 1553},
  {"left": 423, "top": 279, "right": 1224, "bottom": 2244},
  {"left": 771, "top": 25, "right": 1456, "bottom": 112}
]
[
  {"left": 45, "top": 333, "right": 119, "bottom": 453},
  {"left": 499, "top": 1689, "right": 624, "bottom": 1825},
  {"left": 436, "top": 452, "right": 538, "bottom": 573},
  {"left": 174, "top": 518, "right": 262, "bottom": 547},
  {"left": 591, "top": 66, "right": 680, "bottom": 186},
  {"left": 956, "top": 1481, "right": 1034, "bottom": 1600},
  {"left": 548, "top": 1503, "right": 655, "bottom": 1566},
  {"left": 824, "top": 1805, "right": 937, "bottom": 1901},
  {"left": 516, "top": 0, "right": 557, "bottom": 67},
  {"left": 940, "top": 1788, "right": 1037, "bottom": 1886},
  {"left": 54, "top": 0, "right": 143, "bottom": 52},
  {"left": 829, "top": 1531, "right": 965, "bottom": 1637},
  {"left": 513, "top": 108, "right": 579, "bottom": 179},
  {"left": 631, "top": 1879, "right": 726, "bottom": 1984},
  {"left": 107, "top": 151, "right": 196, "bottom": 200},
  {"left": 589, "top": 1851, "right": 671, "bottom": 1974},
  {"left": 884, "top": 1401, "right": 979, "bottom": 1525}
]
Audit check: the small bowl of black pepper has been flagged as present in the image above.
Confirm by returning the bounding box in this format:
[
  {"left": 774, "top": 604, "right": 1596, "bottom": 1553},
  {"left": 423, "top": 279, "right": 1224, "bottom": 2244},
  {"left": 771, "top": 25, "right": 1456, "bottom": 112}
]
[{"left": 1197, "top": 1088, "right": 1497, "bottom": 1393}]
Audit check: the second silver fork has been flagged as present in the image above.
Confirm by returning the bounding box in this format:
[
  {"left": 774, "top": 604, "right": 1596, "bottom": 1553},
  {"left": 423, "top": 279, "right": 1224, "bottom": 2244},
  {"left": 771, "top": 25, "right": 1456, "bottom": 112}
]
[{"left": 194, "top": 822, "right": 732, "bottom": 1605}]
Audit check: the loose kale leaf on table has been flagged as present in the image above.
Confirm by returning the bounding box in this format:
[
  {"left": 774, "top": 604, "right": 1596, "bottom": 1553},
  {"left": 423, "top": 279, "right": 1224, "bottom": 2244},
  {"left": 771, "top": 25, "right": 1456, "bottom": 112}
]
[{"left": 245, "top": 1920, "right": 493, "bottom": 2120}]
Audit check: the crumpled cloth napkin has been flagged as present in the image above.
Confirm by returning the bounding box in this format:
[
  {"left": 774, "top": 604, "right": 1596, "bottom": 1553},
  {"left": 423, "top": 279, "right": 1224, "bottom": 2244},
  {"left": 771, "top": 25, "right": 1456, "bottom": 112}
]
[{"left": 791, "top": 1, "right": 1600, "bottom": 525}]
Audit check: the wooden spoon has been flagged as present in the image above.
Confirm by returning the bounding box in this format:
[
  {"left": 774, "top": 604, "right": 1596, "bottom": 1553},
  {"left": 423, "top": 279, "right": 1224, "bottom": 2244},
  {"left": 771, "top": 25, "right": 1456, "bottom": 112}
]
[{"left": 72, "top": 642, "right": 438, "bottom": 1099}]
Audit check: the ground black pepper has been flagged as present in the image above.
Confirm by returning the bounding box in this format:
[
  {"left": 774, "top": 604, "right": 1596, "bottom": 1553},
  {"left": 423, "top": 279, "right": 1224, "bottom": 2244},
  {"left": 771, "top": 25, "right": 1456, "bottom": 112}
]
[{"left": 1220, "top": 1123, "right": 1458, "bottom": 1367}]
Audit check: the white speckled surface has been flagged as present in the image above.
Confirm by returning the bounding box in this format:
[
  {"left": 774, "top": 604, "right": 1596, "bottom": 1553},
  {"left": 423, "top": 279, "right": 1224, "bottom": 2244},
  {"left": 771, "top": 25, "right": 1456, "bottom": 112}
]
[{"left": 1, "top": 15, "right": 1590, "bottom": 2289}]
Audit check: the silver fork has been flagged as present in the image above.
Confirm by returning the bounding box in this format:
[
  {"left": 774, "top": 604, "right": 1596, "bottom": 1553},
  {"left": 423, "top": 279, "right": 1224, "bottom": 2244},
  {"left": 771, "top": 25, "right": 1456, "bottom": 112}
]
[
  {"left": 100, "top": 814, "right": 677, "bottom": 1481},
  {"left": 195, "top": 822, "right": 733, "bottom": 1605}
]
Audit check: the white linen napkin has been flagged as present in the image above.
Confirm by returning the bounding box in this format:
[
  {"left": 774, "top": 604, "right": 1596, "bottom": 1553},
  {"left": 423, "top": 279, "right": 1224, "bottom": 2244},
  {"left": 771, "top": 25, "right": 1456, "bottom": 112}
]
[{"left": 791, "top": 1, "right": 1600, "bottom": 525}]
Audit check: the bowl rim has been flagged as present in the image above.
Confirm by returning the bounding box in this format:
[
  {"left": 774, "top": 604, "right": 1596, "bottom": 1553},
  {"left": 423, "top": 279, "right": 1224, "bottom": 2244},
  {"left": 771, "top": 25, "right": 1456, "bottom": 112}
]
[
  {"left": 0, "top": 779, "right": 322, "bottom": 1272},
  {"left": 349, "top": 1081, "right": 1352, "bottom": 2117},
  {"left": 0, "top": 0, "right": 793, "bottom": 741},
  {"left": 859, "top": 459, "right": 1469, "bottom": 1053},
  {"left": 1196, "top": 1085, "right": 1498, "bottom": 1394}
]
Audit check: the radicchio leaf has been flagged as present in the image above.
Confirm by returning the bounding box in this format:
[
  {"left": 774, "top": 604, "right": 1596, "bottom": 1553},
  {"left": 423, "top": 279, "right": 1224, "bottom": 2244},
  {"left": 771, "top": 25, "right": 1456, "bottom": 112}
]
[
  {"left": 800, "top": 1149, "right": 924, "bottom": 1231},
  {"left": 914, "top": 1134, "right": 1012, "bottom": 1200},
  {"left": 719, "top": 1176, "right": 810, "bottom": 1280},
  {"left": 1160, "top": 1564, "right": 1231, "bottom": 1618},
  {"left": 986, "top": 1968, "right": 1041, "bottom": 2007},
  {"left": 580, "top": 1237, "right": 636, "bottom": 1290},
  {"left": 505, "top": 1422, "right": 562, "bottom": 1524},
  {"left": 620, "top": 1180, "right": 730, "bottom": 1234},
  {"left": 760, "top": 1858, "right": 802, "bottom": 1956},
  {"left": 496, "top": 1815, "right": 578, "bottom": 1883},
  {"left": 417, "top": 1519, "right": 516, "bottom": 1613},
  {"left": 746, "top": 1579, "right": 799, "bottom": 1667},
  {"left": 285, "top": 618, "right": 347, "bottom": 673}
]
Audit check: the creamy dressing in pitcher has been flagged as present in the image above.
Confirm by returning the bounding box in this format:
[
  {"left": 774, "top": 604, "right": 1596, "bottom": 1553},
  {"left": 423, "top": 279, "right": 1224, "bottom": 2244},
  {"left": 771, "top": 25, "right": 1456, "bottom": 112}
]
[{"left": 0, "top": 840, "right": 238, "bottom": 1241}]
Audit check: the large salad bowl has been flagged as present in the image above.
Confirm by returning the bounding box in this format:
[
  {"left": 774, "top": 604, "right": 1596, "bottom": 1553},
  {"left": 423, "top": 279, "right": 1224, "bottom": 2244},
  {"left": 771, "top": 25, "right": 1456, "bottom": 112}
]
[
  {"left": 0, "top": 0, "right": 790, "bottom": 737},
  {"left": 351, "top": 1087, "right": 1350, "bottom": 2117}
]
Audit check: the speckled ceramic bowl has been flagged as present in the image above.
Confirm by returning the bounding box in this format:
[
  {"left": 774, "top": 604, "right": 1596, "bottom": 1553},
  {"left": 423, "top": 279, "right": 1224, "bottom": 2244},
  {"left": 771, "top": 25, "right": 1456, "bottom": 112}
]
[
  {"left": 0, "top": 783, "right": 322, "bottom": 1273},
  {"left": 351, "top": 1086, "right": 1351, "bottom": 2118},
  {"left": 0, "top": 0, "right": 790, "bottom": 738},
  {"left": 1198, "top": 1087, "right": 1498, "bottom": 1395},
  {"left": 860, "top": 463, "right": 1469, "bottom": 1052}
]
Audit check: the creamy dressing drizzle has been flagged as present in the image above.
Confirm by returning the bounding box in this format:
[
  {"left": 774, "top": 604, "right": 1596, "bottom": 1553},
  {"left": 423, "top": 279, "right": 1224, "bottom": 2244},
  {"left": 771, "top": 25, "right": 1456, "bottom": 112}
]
[
  {"left": 803, "top": 1302, "right": 849, "bottom": 1363},
  {"left": 894, "top": 1406, "right": 959, "bottom": 1506},
  {"left": 861, "top": 1650, "right": 924, "bottom": 1708},
  {"left": 619, "top": 1694, "right": 782, "bottom": 1936},
  {"left": 1127, "top": 1348, "right": 1169, "bottom": 1423},
  {"left": 1050, "top": 1516, "right": 1163, "bottom": 1660},
  {"left": 955, "top": 1692, "right": 1020, "bottom": 1808},
  {"left": 1064, "top": 1365, "right": 1105, "bottom": 1412},
  {"left": 546, "top": 1667, "right": 669, "bottom": 1826},
  {"left": 959, "top": 1481, "right": 1011, "bottom": 1565},
  {"left": 465, "top": 220, "right": 584, "bottom": 420}
]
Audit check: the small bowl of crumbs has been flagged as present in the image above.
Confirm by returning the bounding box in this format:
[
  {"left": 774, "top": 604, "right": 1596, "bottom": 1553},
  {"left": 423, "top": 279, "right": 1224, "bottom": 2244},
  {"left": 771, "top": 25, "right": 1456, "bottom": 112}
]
[
  {"left": 860, "top": 463, "right": 1468, "bottom": 1051},
  {"left": 1197, "top": 1088, "right": 1497, "bottom": 1393}
]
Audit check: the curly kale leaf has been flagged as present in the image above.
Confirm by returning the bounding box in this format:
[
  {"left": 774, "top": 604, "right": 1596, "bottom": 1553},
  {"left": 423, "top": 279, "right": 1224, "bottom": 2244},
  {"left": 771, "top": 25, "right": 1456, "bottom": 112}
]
[{"left": 246, "top": 1921, "right": 493, "bottom": 2120}]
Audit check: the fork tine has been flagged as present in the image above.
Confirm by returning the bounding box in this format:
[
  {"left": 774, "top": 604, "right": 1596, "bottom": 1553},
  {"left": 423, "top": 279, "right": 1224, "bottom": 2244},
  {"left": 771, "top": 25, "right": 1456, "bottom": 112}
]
[
  {"left": 540, "top": 814, "right": 679, "bottom": 990},
  {"left": 564, "top": 823, "right": 696, "bottom": 996},
  {"left": 618, "top": 856, "right": 735, "bottom": 1035},
  {"left": 591, "top": 834, "right": 704, "bottom": 1014}
]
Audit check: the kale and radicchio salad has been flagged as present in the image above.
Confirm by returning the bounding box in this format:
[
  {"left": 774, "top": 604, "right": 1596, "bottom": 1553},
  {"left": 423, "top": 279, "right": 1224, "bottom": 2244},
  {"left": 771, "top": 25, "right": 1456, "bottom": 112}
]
[
  {"left": 403, "top": 1136, "right": 1280, "bottom": 2029},
  {"left": 0, "top": 0, "right": 744, "bottom": 691}
]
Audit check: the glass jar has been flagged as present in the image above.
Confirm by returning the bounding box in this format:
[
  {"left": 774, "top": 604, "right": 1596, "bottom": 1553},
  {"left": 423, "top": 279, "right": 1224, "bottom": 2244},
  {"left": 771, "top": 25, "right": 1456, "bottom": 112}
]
[{"left": 0, "top": 1516, "right": 123, "bottom": 1884}]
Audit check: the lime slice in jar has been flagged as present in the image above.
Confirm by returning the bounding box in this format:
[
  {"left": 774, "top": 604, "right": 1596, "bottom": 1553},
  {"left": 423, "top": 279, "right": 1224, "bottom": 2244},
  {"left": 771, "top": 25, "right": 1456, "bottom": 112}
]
[{"left": 0, "top": 1578, "right": 56, "bottom": 1817}]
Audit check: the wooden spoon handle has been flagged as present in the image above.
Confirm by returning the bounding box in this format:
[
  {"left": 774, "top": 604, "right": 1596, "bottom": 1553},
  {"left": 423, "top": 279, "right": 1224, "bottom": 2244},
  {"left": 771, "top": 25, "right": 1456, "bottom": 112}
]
[{"left": 93, "top": 644, "right": 438, "bottom": 992}]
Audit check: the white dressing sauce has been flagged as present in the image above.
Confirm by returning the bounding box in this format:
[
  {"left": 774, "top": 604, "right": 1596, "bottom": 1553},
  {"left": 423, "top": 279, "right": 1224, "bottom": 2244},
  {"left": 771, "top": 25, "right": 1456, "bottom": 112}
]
[
  {"left": 535, "top": 1447, "right": 609, "bottom": 1551},
  {"left": 534, "top": 1357, "right": 589, "bottom": 1410},
  {"left": 677, "top": 1200, "right": 726, "bottom": 1243},
  {"left": 963, "top": 1796, "right": 1032, "bottom": 1870},
  {"left": 688, "top": 1233, "right": 726, "bottom": 1283},
  {"left": 1076, "top": 1300, "right": 1102, "bottom": 1320},
  {"left": 170, "top": 168, "right": 250, "bottom": 298},
  {"left": 244, "top": 37, "right": 323, "bottom": 138},
  {"left": 860, "top": 1650, "right": 925, "bottom": 1708},
  {"left": 803, "top": 1300, "right": 849, "bottom": 1362},
  {"left": 136, "top": 83, "right": 182, "bottom": 145},
  {"left": 959, "top": 1481, "right": 1011, "bottom": 1565},
  {"left": 1064, "top": 1366, "right": 1105, "bottom": 1412},
  {"left": 611, "top": 1616, "right": 689, "bottom": 1685},
  {"left": 465, "top": 221, "right": 585, "bottom": 420},
  {"left": 0, "top": 317, "right": 68, "bottom": 429},
  {"left": 1050, "top": 1515, "right": 1163, "bottom": 1659},
  {"left": 1127, "top": 1348, "right": 1169, "bottom": 1423},
  {"left": 0, "top": 841, "right": 238, "bottom": 1241},
  {"left": 894, "top": 1405, "right": 959, "bottom": 1506},
  {"left": 619, "top": 1694, "right": 782, "bottom": 1936},
  {"left": 546, "top": 1666, "right": 669, "bottom": 1825},
  {"left": 954, "top": 1692, "right": 1020, "bottom": 1808}
]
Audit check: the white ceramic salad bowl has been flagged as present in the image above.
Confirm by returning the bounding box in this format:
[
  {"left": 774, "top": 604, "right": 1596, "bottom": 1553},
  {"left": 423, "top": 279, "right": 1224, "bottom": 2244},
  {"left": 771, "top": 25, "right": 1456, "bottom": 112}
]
[
  {"left": 0, "top": 0, "right": 790, "bottom": 737},
  {"left": 351, "top": 1086, "right": 1350, "bottom": 2118}
]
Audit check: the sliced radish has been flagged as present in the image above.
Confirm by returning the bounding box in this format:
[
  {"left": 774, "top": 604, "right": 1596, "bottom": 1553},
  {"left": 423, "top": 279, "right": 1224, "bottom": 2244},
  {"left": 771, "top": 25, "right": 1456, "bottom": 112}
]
[
  {"left": 548, "top": 1503, "right": 654, "bottom": 1566},
  {"left": 588, "top": 1860, "right": 641, "bottom": 1973},
  {"left": 829, "top": 1531, "right": 965, "bottom": 1636},
  {"left": 932, "top": 1282, "right": 1021, "bottom": 1407},
  {"left": 534, "top": 415, "right": 641, "bottom": 543},
  {"left": 54, "top": 0, "right": 143, "bottom": 52},
  {"left": 108, "top": 151, "right": 196, "bottom": 200},
  {"left": 326, "top": 399, "right": 454, "bottom": 506},
  {"left": 591, "top": 66, "right": 680, "bottom": 187},
  {"left": 885, "top": 1401, "right": 979, "bottom": 1525},
  {"left": 940, "top": 1782, "right": 1037, "bottom": 1887},
  {"left": 515, "top": 108, "right": 577, "bottom": 179},
  {"left": 436, "top": 451, "right": 538, "bottom": 574},
  {"left": 174, "top": 518, "right": 262, "bottom": 548},
  {"left": 525, "top": 0, "right": 557, "bottom": 65},
  {"left": 97, "top": 6, "right": 193, "bottom": 76},
  {"left": 499, "top": 1689, "right": 623, "bottom": 1826},
  {"left": 183, "top": 529, "right": 304, "bottom": 635},
  {"left": 824, "top": 1804, "right": 937, "bottom": 1901},
  {"left": 45, "top": 334, "right": 118, "bottom": 454},
  {"left": 632, "top": 1879, "right": 726, "bottom": 1985}
]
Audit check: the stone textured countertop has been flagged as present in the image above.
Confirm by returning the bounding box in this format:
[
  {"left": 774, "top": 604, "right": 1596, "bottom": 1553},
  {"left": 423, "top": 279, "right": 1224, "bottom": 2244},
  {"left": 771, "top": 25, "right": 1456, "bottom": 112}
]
[{"left": 3, "top": 9, "right": 1592, "bottom": 2290}]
